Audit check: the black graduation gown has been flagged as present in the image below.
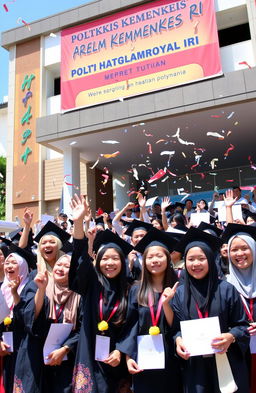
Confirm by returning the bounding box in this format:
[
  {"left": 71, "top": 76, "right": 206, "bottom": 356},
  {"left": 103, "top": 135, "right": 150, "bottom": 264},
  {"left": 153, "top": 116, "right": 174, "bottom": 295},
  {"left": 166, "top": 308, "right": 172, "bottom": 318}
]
[
  {"left": 13, "top": 279, "right": 82, "bottom": 393},
  {"left": 0, "top": 297, "right": 26, "bottom": 393},
  {"left": 171, "top": 280, "right": 250, "bottom": 393},
  {"left": 68, "top": 237, "right": 129, "bottom": 393},
  {"left": 116, "top": 284, "right": 182, "bottom": 393}
]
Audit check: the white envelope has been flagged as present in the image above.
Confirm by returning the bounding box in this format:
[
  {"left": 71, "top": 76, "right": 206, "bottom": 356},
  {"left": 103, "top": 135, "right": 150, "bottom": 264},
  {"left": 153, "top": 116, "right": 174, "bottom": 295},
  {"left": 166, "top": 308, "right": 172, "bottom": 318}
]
[
  {"left": 2, "top": 332, "right": 13, "bottom": 352},
  {"left": 250, "top": 336, "right": 256, "bottom": 354},
  {"left": 137, "top": 334, "right": 165, "bottom": 370},
  {"left": 95, "top": 335, "right": 110, "bottom": 361},
  {"left": 43, "top": 323, "right": 73, "bottom": 364},
  {"left": 180, "top": 317, "right": 221, "bottom": 357}
]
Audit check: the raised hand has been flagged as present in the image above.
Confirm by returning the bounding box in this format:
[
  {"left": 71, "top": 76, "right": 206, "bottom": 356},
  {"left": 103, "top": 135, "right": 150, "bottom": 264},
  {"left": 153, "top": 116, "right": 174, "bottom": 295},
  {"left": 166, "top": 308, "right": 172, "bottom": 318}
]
[
  {"left": 138, "top": 193, "right": 146, "bottom": 208},
  {"left": 223, "top": 189, "right": 237, "bottom": 207},
  {"left": 70, "top": 194, "right": 90, "bottom": 222},
  {"left": 161, "top": 197, "right": 171, "bottom": 212},
  {"left": 162, "top": 282, "right": 179, "bottom": 305},
  {"left": 8, "top": 275, "right": 21, "bottom": 295},
  {"left": 23, "top": 208, "right": 33, "bottom": 227},
  {"left": 34, "top": 270, "right": 48, "bottom": 290}
]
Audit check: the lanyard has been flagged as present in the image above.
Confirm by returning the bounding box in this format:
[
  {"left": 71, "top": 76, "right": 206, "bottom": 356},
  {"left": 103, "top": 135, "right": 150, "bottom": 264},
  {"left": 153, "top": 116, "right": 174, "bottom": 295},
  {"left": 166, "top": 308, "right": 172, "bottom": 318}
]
[
  {"left": 99, "top": 292, "right": 120, "bottom": 323},
  {"left": 54, "top": 303, "right": 65, "bottom": 322},
  {"left": 195, "top": 303, "right": 209, "bottom": 319},
  {"left": 240, "top": 295, "right": 254, "bottom": 323},
  {"left": 148, "top": 292, "right": 163, "bottom": 327}
]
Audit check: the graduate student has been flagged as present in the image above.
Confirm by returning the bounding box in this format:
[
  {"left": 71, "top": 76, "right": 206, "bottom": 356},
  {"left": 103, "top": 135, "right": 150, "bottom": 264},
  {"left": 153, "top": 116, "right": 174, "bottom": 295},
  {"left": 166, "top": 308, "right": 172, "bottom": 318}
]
[
  {"left": 0, "top": 250, "right": 30, "bottom": 393},
  {"left": 117, "top": 228, "right": 182, "bottom": 393},
  {"left": 172, "top": 227, "right": 250, "bottom": 393},
  {"left": 68, "top": 194, "right": 133, "bottom": 393},
  {"left": 13, "top": 253, "right": 81, "bottom": 393},
  {"left": 224, "top": 223, "right": 256, "bottom": 393}
]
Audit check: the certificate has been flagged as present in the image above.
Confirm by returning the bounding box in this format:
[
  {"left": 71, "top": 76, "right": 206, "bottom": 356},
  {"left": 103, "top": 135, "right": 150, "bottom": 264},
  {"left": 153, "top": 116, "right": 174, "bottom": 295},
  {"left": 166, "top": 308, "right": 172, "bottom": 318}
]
[
  {"left": 2, "top": 332, "right": 13, "bottom": 352},
  {"left": 0, "top": 290, "right": 10, "bottom": 323},
  {"left": 137, "top": 334, "right": 165, "bottom": 370},
  {"left": 217, "top": 205, "right": 242, "bottom": 223},
  {"left": 95, "top": 335, "right": 110, "bottom": 361},
  {"left": 250, "top": 336, "right": 256, "bottom": 354},
  {"left": 180, "top": 317, "right": 221, "bottom": 356},
  {"left": 190, "top": 212, "right": 210, "bottom": 226},
  {"left": 43, "top": 323, "right": 73, "bottom": 364}
]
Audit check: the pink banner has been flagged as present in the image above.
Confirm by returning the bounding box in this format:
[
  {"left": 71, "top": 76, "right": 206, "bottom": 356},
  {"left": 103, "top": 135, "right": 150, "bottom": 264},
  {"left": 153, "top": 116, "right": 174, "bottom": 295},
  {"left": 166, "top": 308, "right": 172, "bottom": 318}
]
[{"left": 61, "top": 0, "right": 222, "bottom": 111}]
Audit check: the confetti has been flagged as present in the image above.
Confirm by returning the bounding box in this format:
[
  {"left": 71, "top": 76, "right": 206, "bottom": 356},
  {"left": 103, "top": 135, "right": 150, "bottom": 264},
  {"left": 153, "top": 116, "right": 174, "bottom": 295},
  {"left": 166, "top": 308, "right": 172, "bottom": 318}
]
[
  {"left": 147, "top": 142, "right": 152, "bottom": 154},
  {"left": 207, "top": 132, "right": 224, "bottom": 139},
  {"left": 103, "top": 167, "right": 109, "bottom": 174},
  {"left": 194, "top": 185, "right": 202, "bottom": 189},
  {"left": 224, "top": 144, "right": 235, "bottom": 157},
  {"left": 227, "top": 131, "right": 232, "bottom": 137},
  {"left": 248, "top": 156, "right": 256, "bottom": 170},
  {"left": 101, "top": 174, "right": 109, "bottom": 186},
  {"left": 166, "top": 169, "right": 177, "bottom": 177},
  {"left": 3, "top": 4, "right": 8, "bottom": 11},
  {"left": 99, "top": 189, "right": 107, "bottom": 195},
  {"left": 211, "top": 115, "right": 222, "bottom": 118},
  {"left": 180, "top": 193, "right": 190, "bottom": 202},
  {"left": 226, "top": 179, "right": 234, "bottom": 182},
  {"left": 132, "top": 168, "right": 139, "bottom": 181},
  {"left": 101, "top": 140, "right": 119, "bottom": 144},
  {"left": 209, "top": 172, "right": 217, "bottom": 176},
  {"left": 227, "top": 112, "right": 235, "bottom": 119},
  {"left": 194, "top": 148, "right": 206, "bottom": 152},
  {"left": 240, "top": 186, "right": 256, "bottom": 191},
  {"left": 172, "top": 128, "right": 195, "bottom": 146},
  {"left": 239, "top": 61, "right": 252, "bottom": 69},
  {"left": 210, "top": 158, "right": 218, "bottom": 169},
  {"left": 160, "top": 150, "right": 175, "bottom": 156},
  {"left": 49, "top": 32, "right": 57, "bottom": 38},
  {"left": 234, "top": 122, "right": 239, "bottom": 126},
  {"left": 119, "top": 97, "right": 124, "bottom": 102},
  {"left": 143, "top": 130, "right": 153, "bottom": 137},
  {"left": 191, "top": 163, "right": 199, "bottom": 170},
  {"left": 177, "top": 188, "right": 185, "bottom": 195},
  {"left": 64, "top": 175, "right": 77, "bottom": 187},
  {"left": 156, "top": 139, "right": 166, "bottom": 144},
  {"left": 115, "top": 179, "right": 126, "bottom": 187},
  {"left": 100, "top": 151, "right": 120, "bottom": 158},
  {"left": 90, "top": 158, "right": 99, "bottom": 169},
  {"left": 17, "top": 17, "right": 31, "bottom": 31},
  {"left": 148, "top": 169, "right": 167, "bottom": 183},
  {"left": 161, "top": 176, "right": 169, "bottom": 182},
  {"left": 182, "top": 152, "right": 186, "bottom": 158},
  {"left": 198, "top": 173, "right": 205, "bottom": 179}
]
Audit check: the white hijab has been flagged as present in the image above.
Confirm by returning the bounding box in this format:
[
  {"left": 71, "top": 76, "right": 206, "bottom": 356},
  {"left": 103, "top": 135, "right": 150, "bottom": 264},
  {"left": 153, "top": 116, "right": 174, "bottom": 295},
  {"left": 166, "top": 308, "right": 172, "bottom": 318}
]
[
  {"left": 227, "top": 233, "right": 256, "bottom": 299},
  {"left": 1, "top": 253, "right": 29, "bottom": 308}
]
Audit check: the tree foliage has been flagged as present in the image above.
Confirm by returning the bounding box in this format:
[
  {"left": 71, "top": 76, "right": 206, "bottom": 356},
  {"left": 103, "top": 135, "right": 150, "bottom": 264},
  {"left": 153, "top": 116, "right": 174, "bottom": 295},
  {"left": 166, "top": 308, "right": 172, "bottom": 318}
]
[{"left": 0, "top": 156, "right": 6, "bottom": 220}]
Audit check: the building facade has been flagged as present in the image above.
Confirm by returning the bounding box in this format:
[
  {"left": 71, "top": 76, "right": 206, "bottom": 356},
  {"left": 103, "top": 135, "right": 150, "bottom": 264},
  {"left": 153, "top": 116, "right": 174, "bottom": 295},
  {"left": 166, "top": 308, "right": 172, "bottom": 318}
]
[{"left": 1, "top": 0, "right": 256, "bottom": 221}]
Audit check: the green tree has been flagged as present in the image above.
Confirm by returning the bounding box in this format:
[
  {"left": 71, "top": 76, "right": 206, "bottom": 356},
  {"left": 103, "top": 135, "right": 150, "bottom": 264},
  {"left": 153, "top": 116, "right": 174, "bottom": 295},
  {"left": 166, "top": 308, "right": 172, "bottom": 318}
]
[{"left": 0, "top": 156, "right": 6, "bottom": 220}]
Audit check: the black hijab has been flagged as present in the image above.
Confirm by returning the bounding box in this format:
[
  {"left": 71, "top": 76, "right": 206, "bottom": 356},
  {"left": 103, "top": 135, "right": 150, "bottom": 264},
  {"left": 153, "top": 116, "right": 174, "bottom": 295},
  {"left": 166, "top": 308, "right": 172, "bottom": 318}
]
[{"left": 183, "top": 241, "right": 218, "bottom": 319}]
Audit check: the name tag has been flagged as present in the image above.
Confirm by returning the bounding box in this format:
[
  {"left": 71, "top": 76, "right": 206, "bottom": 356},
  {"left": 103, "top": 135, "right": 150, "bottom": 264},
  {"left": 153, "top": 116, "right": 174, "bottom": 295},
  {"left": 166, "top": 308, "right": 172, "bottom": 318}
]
[
  {"left": 2, "top": 331, "right": 13, "bottom": 352},
  {"left": 250, "top": 336, "right": 256, "bottom": 354},
  {"left": 137, "top": 334, "right": 165, "bottom": 370},
  {"left": 95, "top": 335, "right": 110, "bottom": 362}
]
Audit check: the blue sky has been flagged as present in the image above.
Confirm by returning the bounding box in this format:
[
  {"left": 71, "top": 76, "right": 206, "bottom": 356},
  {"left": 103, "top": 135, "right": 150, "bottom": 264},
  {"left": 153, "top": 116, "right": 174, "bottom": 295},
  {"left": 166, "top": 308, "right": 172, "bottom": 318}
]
[{"left": 0, "top": 0, "right": 91, "bottom": 102}]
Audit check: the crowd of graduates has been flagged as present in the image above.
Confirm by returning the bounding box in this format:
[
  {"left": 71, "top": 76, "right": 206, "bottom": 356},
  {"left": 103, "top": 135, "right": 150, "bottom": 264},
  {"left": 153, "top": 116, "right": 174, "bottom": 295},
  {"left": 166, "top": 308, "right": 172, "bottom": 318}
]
[{"left": 0, "top": 186, "right": 256, "bottom": 393}]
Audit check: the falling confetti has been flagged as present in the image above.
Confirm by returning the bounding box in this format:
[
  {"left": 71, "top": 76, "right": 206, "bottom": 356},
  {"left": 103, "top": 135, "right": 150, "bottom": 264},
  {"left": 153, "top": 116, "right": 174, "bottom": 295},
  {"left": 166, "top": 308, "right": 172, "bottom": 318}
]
[
  {"left": 227, "top": 112, "right": 235, "bottom": 119},
  {"left": 180, "top": 193, "right": 190, "bottom": 202},
  {"left": 101, "top": 140, "right": 119, "bottom": 144},
  {"left": 166, "top": 169, "right": 177, "bottom": 177},
  {"left": 99, "top": 189, "right": 107, "bottom": 195},
  {"left": 207, "top": 132, "right": 224, "bottom": 139},
  {"left": 101, "top": 174, "right": 109, "bottom": 186},
  {"left": 147, "top": 142, "right": 152, "bottom": 154},
  {"left": 248, "top": 156, "right": 256, "bottom": 170},
  {"left": 49, "top": 32, "right": 57, "bottom": 38},
  {"left": 210, "top": 158, "right": 218, "bottom": 169},
  {"left": 172, "top": 128, "right": 195, "bottom": 146},
  {"left": 234, "top": 122, "right": 239, "bottom": 126},
  {"left": 17, "top": 17, "right": 31, "bottom": 31},
  {"left": 224, "top": 144, "right": 235, "bottom": 157},
  {"left": 64, "top": 175, "right": 78, "bottom": 188},
  {"left": 156, "top": 139, "right": 166, "bottom": 144},
  {"left": 226, "top": 179, "right": 234, "bottom": 182},
  {"left": 132, "top": 167, "right": 139, "bottom": 181},
  {"left": 198, "top": 173, "right": 205, "bottom": 179},
  {"left": 100, "top": 151, "right": 120, "bottom": 158},
  {"left": 115, "top": 179, "right": 126, "bottom": 187},
  {"left": 148, "top": 169, "right": 166, "bottom": 183},
  {"left": 239, "top": 61, "right": 252, "bottom": 69},
  {"left": 182, "top": 152, "right": 186, "bottom": 158},
  {"left": 211, "top": 115, "right": 222, "bottom": 118},
  {"left": 227, "top": 131, "right": 232, "bottom": 137},
  {"left": 194, "top": 185, "right": 202, "bottom": 189},
  {"left": 161, "top": 176, "right": 169, "bottom": 182},
  {"left": 143, "top": 130, "right": 153, "bottom": 137},
  {"left": 90, "top": 158, "right": 99, "bottom": 169}
]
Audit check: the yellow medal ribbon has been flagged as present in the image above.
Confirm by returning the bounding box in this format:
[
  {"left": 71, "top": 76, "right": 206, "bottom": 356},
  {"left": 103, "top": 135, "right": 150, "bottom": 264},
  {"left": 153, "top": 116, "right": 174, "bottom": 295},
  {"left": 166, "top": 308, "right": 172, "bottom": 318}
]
[
  {"left": 98, "top": 320, "right": 109, "bottom": 331},
  {"left": 149, "top": 326, "right": 161, "bottom": 335}
]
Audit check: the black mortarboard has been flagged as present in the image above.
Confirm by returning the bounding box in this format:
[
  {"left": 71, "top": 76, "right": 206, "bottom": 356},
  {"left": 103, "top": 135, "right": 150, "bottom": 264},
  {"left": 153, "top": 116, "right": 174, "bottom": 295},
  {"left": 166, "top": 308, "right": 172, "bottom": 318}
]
[
  {"left": 9, "top": 227, "right": 34, "bottom": 248},
  {"left": 120, "top": 219, "right": 132, "bottom": 228},
  {"left": 69, "top": 219, "right": 74, "bottom": 226},
  {"left": 243, "top": 209, "right": 256, "bottom": 223},
  {"left": 174, "top": 227, "right": 222, "bottom": 254},
  {"left": 221, "top": 223, "right": 256, "bottom": 243},
  {"left": 33, "top": 221, "right": 70, "bottom": 244},
  {"left": 93, "top": 229, "right": 133, "bottom": 256},
  {"left": 95, "top": 216, "right": 105, "bottom": 227},
  {"left": 0, "top": 237, "right": 37, "bottom": 270},
  {"left": 0, "top": 237, "right": 10, "bottom": 258},
  {"left": 173, "top": 202, "right": 185, "bottom": 210},
  {"left": 135, "top": 227, "right": 178, "bottom": 254},
  {"left": 61, "top": 240, "right": 74, "bottom": 255},
  {"left": 197, "top": 222, "right": 223, "bottom": 237},
  {"left": 125, "top": 219, "right": 152, "bottom": 237},
  {"left": 173, "top": 224, "right": 188, "bottom": 233}
]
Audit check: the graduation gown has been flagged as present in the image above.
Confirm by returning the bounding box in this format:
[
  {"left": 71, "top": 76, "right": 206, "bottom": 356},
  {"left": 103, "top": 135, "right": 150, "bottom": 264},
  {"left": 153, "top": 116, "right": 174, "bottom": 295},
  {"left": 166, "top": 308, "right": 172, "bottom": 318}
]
[
  {"left": 0, "top": 298, "right": 26, "bottom": 393},
  {"left": 171, "top": 280, "right": 250, "bottom": 393},
  {"left": 68, "top": 238, "right": 129, "bottom": 393},
  {"left": 116, "top": 284, "right": 182, "bottom": 393},
  {"left": 13, "top": 279, "right": 82, "bottom": 393}
]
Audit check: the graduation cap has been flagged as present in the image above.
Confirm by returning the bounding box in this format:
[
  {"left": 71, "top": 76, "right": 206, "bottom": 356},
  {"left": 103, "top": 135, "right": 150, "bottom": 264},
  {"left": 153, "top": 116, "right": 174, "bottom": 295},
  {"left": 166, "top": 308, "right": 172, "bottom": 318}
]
[
  {"left": 69, "top": 219, "right": 74, "bottom": 226},
  {"left": 242, "top": 209, "right": 256, "bottom": 223},
  {"left": 125, "top": 219, "right": 152, "bottom": 237},
  {"left": 34, "top": 221, "right": 70, "bottom": 244},
  {"left": 95, "top": 216, "right": 105, "bottom": 227},
  {"left": 61, "top": 240, "right": 74, "bottom": 255},
  {"left": 173, "top": 224, "right": 188, "bottom": 233},
  {"left": 173, "top": 202, "right": 185, "bottom": 210},
  {"left": 9, "top": 227, "right": 34, "bottom": 248},
  {"left": 0, "top": 237, "right": 10, "bottom": 258},
  {"left": 174, "top": 227, "right": 222, "bottom": 254},
  {"left": 93, "top": 229, "right": 133, "bottom": 256},
  {"left": 0, "top": 236, "right": 36, "bottom": 270},
  {"left": 134, "top": 227, "right": 179, "bottom": 254},
  {"left": 197, "top": 222, "right": 223, "bottom": 237},
  {"left": 221, "top": 223, "right": 256, "bottom": 243}
]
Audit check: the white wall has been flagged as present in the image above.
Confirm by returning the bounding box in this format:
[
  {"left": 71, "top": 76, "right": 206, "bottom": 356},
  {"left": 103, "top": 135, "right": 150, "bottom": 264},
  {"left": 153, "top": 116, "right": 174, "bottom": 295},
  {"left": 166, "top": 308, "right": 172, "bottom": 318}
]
[{"left": 0, "top": 105, "right": 7, "bottom": 156}]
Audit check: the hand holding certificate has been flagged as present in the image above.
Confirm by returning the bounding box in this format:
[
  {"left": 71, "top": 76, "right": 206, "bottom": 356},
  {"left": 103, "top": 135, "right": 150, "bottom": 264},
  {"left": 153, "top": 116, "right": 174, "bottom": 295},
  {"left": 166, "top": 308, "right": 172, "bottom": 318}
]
[{"left": 43, "top": 323, "right": 73, "bottom": 365}]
